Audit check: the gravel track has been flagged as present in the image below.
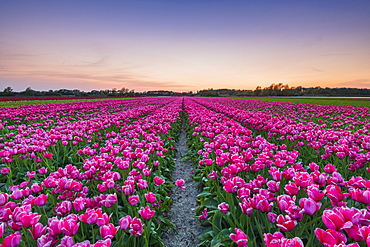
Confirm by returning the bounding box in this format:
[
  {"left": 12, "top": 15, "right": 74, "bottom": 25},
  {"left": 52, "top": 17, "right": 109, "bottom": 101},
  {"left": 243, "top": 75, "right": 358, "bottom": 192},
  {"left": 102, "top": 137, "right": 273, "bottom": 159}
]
[{"left": 162, "top": 129, "right": 205, "bottom": 247}]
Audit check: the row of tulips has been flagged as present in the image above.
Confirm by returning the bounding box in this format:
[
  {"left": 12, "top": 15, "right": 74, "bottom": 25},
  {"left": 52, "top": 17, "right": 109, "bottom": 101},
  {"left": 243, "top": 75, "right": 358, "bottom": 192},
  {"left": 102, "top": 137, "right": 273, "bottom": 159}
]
[
  {"left": 199, "top": 98, "right": 370, "bottom": 175},
  {"left": 184, "top": 97, "right": 370, "bottom": 246},
  {"left": 0, "top": 98, "right": 185, "bottom": 246}
]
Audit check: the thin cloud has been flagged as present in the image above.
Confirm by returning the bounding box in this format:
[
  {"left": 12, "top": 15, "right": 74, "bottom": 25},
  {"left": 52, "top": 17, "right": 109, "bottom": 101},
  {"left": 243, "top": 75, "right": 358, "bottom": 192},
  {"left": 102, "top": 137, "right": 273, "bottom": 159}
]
[
  {"left": 0, "top": 68, "right": 192, "bottom": 91},
  {"left": 310, "top": 67, "right": 324, "bottom": 72},
  {"left": 338, "top": 79, "right": 370, "bottom": 88},
  {"left": 319, "top": 53, "right": 349, "bottom": 57}
]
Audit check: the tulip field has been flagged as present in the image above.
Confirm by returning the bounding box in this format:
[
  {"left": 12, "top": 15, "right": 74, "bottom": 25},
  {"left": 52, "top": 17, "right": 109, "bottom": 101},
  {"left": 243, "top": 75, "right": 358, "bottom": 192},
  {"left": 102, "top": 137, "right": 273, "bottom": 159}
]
[{"left": 0, "top": 97, "right": 370, "bottom": 247}]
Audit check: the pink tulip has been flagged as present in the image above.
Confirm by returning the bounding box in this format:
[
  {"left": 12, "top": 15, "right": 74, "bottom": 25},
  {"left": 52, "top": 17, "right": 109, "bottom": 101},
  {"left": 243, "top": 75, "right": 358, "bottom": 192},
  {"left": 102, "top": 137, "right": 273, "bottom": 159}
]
[
  {"left": 175, "top": 179, "right": 185, "bottom": 190},
  {"left": 128, "top": 195, "right": 140, "bottom": 206},
  {"left": 48, "top": 217, "right": 63, "bottom": 236},
  {"left": 31, "top": 183, "right": 43, "bottom": 193},
  {"left": 28, "top": 222, "right": 47, "bottom": 239},
  {"left": 122, "top": 184, "right": 135, "bottom": 195},
  {"left": 138, "top": 206, "right": 156, "bottom": 220},
  {"left": 129, "top": 217, "right": 144, "bottom": 237},
  {"left": 60, "top": 236, "right": 75, "bottom": 247},
  {"left": 218, "top": 202, "right": 229, "bottom": 213},
  {"left": 96, "top": 212, "right": 111, "bottom": 227},
  {"left": 349, "top": 188, "right": 370, "bottom": 204},
  {"left": 208, "top": 170, "right": 218, "bottom": 180},
  {"left": 100, "top": 223, "right": 118, "bottom": 239},
  {"left": 324, "top": 164, "right": 337, "bottom": 173},
  {"left": 326, "top": 185, "right": 348, "bottom": 202},
  {"left": 38, "top": 167, "right": 48, "bottom": 174},
  {"left": 93, "top": 239, "right": 112, "bottom": 247},
  {"left": 264, "top": 232, "right": 304, "bottom": 247},
  {"left": 73, "top": 197, "right": 85, "bottom": 212},
  {"left": 79, "top": 208, "right": 100, "bottom": 225},
  {"left": 34, "top": 194, "right": 48, "bottom": 206},
  {"left": 154, "top": 176, "right": 165, "bottom": 186},
  {"left": 276, "top": 214, "right": 297, "bottom": 232},
  {"left": 137, "top": 179, "right": 148, "bottom": 189},
  {"left": 101, "top": 194, "right": 117, "bottom": 208},
  {"left": 61, "top": 215, "right": 80, "bottom": 236},
  {"left": 20, "top": 212, "right": 41, "bottom": 228},
  {"left": 277, "top": 195, "right": 295, "bottom": 212},
  {"left": 0, "top": 222, "right": 5, "bottom": 237},
  {"left": 267, "top": 213, "right": 278, "bottom": 223},
  {"left": 315, "top": 228, "right": 347, "bottom": 247},
  {"left": 199, "top": 208, "right": 208, "bottom": 220},
  {"left": 120, "top": 215, "right": 132, "bottom": 230},
  {"left": 266, "top": 180, "right": 280, "bottom": 192},
  {"left": 284, "top": 182, "right": 299, "bottom": 196},
  {"left": 55, "top": 200, "right": 72, "bottom": 216},
  {"left": 0, "top": 168, "right": 10, "bottom": 175},
  {"left": 299, "top": 198, "right": 321, "bottom": 215},
  {"left": 0, "top": 193, "right": 9, "bottom": 206},
  {"left": 2, "top": 232, "right": 22, "bottom": 247},
  {"left": 230, "top": 228, "right": 248, "bottom": 247},
  {"left": 307, "top": 185, "right": 325, "bottom": 201},
  {"left": 144, "top": 192, "right": 157, "bottom": 203}
]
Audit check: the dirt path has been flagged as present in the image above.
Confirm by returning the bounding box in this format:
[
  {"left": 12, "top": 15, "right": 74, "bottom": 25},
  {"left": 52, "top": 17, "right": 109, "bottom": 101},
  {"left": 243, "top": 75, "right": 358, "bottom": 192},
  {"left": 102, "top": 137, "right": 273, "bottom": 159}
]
[{"left": 162, "top": 129, "right": 205, "bottom": 247}]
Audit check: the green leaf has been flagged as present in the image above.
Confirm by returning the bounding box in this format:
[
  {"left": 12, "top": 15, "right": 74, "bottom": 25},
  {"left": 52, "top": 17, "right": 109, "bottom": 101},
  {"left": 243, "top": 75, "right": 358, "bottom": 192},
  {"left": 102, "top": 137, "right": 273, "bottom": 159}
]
[{"left": 212, "top": 211, "right": 223, "bottom": 234}]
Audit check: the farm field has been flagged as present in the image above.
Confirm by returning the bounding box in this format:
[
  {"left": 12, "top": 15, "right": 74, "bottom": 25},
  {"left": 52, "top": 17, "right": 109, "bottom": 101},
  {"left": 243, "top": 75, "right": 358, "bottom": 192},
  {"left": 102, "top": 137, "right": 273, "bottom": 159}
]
[
  {"left": 0, "top": 97, "right": 370, "bottom": 246},
  {"left": 229, "top": 97, "right": 370, "bottom": 108},
  {"left": 0, "top": 97, "right": 135, "bottom": 108}
]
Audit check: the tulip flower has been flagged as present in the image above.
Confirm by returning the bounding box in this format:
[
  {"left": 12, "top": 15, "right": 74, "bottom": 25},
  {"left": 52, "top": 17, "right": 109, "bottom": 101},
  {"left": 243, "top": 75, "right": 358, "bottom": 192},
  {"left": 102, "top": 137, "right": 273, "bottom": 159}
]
[
  {"left": 218, "top": 202, "right": 229, "bottom": 213},
  {"left": 154, "top": 176, "right": 165, "bottom": 186},
  {"left": 199, "top": 208, "right": 208, "bottom": 220},
  {"left": 230, "top": 228, "right": 248, "bottom": 247},
  {"left": 34, "top": 194, "right": 48, "bottom": 206},
  {"left": 0, "top": 222, "right": 5, "bottom": 237},
  {"left": 326, "top": 185, "right": 348, "bottom": 202},
  {"left": 96, "top": 212, "right": 111, "bottom": 227},
  {"left": 48, "top": 217, "right": 63, "bottom": 236},
  {"left": 264, "top": 232, "right": 304, "bottom": 247},
  {"left": 144, "top": 192, "right": 157, "bottom": 203},
  {"left": 175, "top": 179, "right": 185, "bottom": 190},
  {"left": 129, "top": 217, "right": 144, "bottom": 237},
  {"left": 120, "top": 215, "right": 132, "bottom": 230},
  {"left": 20, "top": 212, "right": 42, "bottom": 228},
  {"left": 138, "top": 206, "right": 156, "bottom": 220},
  {"left": 100, "top": 223, "right": 118, "bottom": 239},
  {"left": 28, "top": 222, "right": 47, "bottom": 240},
  {"left": 208, "top": 170, "right": 218, "bottom": 180},
  {"left": 349, "top": 188, "right": 370, "bottom": 204},
  {"left": 79, "top": 208, "right": 99, "bottom": 225},
  {"left": 61, "top": 215, "right": 80, "bottom": 236},
  {"left": 276, "top": 214, "right": 297, "bottom": 232},
  {"left": 101, "top": 194, "right": 117, "bottom": 208},
  {"left": 59, "top": 235, "right": 75, "bottom": 247},
  {"left": 314, "top": 228, "right": 347, "bottom": 247},
  {"left": 2, "top": 232, "right": 22, "bottom": 247},
  {"left": 94, "top": 239, "right": 112, "bottom": 247},
  {"left": 0, "top": 193, "right": 9, "bottom": 206},
  {"left": 307, "top": 185, "right": 325, "bottom": 201},
  {"left": 299, "top": 198, "right": 321, "bottom": 215},
  {"left": 128, "top": 195, "right": 140, "bottom": 206}
]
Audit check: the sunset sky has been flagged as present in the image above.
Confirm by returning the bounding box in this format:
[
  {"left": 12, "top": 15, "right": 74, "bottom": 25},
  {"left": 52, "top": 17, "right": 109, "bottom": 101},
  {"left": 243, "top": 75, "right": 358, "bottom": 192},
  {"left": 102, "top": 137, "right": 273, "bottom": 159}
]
[{"left": 1, "top": 1, "right": 370, "bottom": 92}]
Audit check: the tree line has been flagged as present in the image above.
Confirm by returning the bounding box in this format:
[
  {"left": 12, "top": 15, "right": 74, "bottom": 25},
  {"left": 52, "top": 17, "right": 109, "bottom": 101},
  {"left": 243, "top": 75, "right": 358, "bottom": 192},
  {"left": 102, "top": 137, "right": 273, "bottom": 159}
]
[
  {"left": 198, "top": 83, "right": 370, "bottom": 97},
  {"left": 2, "top": 83, "right": 370, "bottom": 97},
  {"left": 1, "top": 87, "right": 194, "bottom": 97}
]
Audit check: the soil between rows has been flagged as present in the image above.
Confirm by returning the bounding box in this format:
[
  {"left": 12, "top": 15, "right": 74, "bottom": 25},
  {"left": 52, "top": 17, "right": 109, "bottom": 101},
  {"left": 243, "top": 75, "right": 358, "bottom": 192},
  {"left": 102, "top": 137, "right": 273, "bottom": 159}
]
[{"left": 162, "top": 129, "right": 206, "bottom": 247}]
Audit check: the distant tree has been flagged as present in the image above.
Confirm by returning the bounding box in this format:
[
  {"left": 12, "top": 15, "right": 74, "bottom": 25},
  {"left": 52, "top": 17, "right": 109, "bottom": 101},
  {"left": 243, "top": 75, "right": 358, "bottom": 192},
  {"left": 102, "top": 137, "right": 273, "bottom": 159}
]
[
  {"left": 3, "top": 86, "right": 13, "bottom": 93},
  {"left": 118, "top": 87, "right": 129, "bottom": 95},
  {"left": 254, "top": 86, "right": 262, "bottom": 96},
  {"left": 22, "top": 87, "right": 36, "bottom": 96}
]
